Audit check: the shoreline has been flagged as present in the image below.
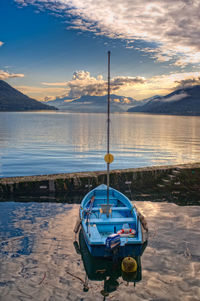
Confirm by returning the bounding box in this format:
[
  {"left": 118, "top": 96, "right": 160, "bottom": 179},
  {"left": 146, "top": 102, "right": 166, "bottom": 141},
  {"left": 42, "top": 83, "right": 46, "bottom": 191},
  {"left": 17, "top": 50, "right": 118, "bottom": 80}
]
[{"left": 1, "top": 163, "right": 200, "bottom": 201}]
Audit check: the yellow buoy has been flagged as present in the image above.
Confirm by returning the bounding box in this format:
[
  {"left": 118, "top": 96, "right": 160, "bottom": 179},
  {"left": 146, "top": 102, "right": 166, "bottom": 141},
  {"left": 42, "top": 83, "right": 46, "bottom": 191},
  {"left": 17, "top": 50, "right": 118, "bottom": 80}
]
[
  {"left": 121, "top": 257, "right": 137, "bottom": 273},
  {"left": 104, "top": 153, "right": 114, "bottom": 164}
]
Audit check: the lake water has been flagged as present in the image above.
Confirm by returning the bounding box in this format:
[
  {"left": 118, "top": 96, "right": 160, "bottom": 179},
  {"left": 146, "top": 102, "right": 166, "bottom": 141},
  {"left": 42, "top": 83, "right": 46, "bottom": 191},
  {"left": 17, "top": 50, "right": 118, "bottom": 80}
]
[
  {"left": 0, "top": 199, "right": 199, "bottom": 300},
  {"left": 0, "top": 111, "right": 200, "bottom": 177}
]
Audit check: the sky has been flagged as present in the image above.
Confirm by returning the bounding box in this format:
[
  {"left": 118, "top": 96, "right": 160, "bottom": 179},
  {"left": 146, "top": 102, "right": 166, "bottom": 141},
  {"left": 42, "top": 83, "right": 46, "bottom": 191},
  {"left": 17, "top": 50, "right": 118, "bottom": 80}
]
[{"left": 0, "top": 0, "right": 200, "bottom": 101}]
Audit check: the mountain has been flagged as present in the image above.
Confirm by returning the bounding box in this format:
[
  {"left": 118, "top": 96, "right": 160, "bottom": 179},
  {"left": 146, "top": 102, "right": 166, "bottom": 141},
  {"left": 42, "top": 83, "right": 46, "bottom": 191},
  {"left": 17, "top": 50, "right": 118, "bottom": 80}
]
[
  {"left": 128, "top": 85, "right": 200, "bottom": 115},
  {"left": 46, "top": 94, "right": 146, "bottom": 113},
  {"left": 141, "top": 95, "right": 162, "bottom": 102},
  {"left": 0, "top": 80, "right": 57, "bottom": 111}
]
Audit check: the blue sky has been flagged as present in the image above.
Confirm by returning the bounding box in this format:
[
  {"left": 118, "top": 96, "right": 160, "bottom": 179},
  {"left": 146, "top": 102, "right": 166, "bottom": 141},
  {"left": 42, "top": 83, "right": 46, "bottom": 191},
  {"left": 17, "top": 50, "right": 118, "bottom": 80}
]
[{"left": 1, "top": 0, "right": 200, "bottom": 100}]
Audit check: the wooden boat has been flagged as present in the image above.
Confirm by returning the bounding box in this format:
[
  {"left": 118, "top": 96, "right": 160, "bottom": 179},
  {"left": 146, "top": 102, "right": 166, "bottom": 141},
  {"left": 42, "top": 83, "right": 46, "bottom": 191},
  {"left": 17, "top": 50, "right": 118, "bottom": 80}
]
[
  {"left": 77, "top": 184, "right": 147, "bottom": 257},
  {"left": 74, "top": 51, "right": 148, "bottom": 257}
]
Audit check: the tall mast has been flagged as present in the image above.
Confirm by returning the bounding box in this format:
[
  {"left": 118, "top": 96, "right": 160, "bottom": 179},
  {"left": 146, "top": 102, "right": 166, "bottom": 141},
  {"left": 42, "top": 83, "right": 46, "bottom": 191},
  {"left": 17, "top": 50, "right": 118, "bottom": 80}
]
[
  {"left": 104, "top": 51, "right": 114, "bottom": 207},
  {"left": 107, "top": 51, "right": 111, "bottom": 205}
]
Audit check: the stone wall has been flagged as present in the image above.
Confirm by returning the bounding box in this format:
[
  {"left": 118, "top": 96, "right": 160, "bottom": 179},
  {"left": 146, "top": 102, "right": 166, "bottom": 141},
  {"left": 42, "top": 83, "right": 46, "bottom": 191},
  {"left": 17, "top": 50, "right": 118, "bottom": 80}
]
[{"left": 0, "top": 163, "right": 200, "bottom": 201}]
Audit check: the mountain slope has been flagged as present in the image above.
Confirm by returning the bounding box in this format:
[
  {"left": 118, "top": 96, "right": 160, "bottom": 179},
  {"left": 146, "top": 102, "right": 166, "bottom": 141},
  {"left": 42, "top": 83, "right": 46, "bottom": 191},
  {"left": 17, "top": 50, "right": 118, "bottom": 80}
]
[
  {"left": 47, "top": 94, "right": 146, "bottom": 113},
  {"left": 0, "top": 80, "right": 56, "bottom": 111},
  {"left": 128, "top": 85, "right": 200, "bottom": 115}
]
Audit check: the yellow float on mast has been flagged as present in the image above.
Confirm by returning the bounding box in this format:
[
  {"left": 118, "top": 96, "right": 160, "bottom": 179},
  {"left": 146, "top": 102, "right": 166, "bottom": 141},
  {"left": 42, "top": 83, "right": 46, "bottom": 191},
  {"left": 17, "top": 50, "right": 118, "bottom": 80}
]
[{"left": 104, "top": 153, "right": 114, "bottom": 164}]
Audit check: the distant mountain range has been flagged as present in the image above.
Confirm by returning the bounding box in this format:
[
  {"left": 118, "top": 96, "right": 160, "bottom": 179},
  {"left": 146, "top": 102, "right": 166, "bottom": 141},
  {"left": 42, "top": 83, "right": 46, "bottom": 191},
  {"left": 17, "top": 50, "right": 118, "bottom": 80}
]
[
  {"left": 2, "top": 79, "right": 200, "bottom": 115},
  {"left": 0, "top": 80, "right": 56, "bottom": 111},
  {"left": 128, "top": 85, "right": 200, "bottom": 115},
  {"left": 46, "top": 94, "right": 147, "bottom": 113}
]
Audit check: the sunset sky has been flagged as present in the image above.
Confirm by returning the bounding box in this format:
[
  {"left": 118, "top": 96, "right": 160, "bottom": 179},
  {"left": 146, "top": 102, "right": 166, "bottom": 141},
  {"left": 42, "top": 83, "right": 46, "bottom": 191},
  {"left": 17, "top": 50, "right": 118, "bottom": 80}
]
[{"left": 1, "top": 0, "right": 200, "bottom": 101}]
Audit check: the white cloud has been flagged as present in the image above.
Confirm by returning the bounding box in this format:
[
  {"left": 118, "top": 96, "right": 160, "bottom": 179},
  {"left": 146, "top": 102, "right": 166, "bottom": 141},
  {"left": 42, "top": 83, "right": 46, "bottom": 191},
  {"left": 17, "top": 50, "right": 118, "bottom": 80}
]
[
  {"left": 41, "top": 70, "right": 200, "bottom": 100},
  {"left": 0, "top": 70, "right": 24, "bottom": 80},
  {"left": 17, "top": 71, "right": 200, "bottom": 101},
  {"left": 43, "top": 70, "right": 145, "bottom": 98},
  {"left": 0, "top": 41, "right": 4, "bottom": 47},
  {"left": 163, "top": 93, "right": 188, "bottom": 102},
  {"left": 15, "top": 0, "right": 200, "bottom": 66},
  {"left": 42, "top": 81, "right": 67, "bottom": 86}
]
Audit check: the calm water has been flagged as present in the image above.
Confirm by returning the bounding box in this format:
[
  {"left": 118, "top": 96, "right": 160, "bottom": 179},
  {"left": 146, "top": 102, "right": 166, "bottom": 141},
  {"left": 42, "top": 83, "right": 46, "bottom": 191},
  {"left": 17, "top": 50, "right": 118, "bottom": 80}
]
[
  {"left": 0, "top": 199, "right": 199, "bottom": 300},
  {"left": 0, "top": 111, "right": 200, "bottom": 177}
]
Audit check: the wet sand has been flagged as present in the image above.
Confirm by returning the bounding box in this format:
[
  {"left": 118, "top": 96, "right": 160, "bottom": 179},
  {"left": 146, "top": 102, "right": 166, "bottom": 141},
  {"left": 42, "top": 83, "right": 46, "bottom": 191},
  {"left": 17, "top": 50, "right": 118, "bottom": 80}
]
[{"left": 0, "top": 201, "right": 199, "bottom": 300}]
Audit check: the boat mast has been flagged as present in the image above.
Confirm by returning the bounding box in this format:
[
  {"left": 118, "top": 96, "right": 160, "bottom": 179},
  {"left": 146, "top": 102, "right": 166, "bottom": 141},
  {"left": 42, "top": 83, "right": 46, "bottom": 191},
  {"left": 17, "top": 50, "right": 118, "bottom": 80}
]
[
  {"left": 104, "top": 51, "right": 114, "bottom": 207},
  {"left": 107, "top": 51, "right": 111, "bottom": 205}
]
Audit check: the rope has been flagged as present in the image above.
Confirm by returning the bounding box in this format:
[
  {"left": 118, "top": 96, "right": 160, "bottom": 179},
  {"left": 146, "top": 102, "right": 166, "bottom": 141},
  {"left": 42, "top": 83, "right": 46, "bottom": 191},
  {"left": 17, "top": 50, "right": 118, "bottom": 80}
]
[
  {"left": 66, "top": 271, "right": 89, "bottom": 291},
  {"left": 38, "top": 272, "right": 46, "bottom": 285},
  {"left": 66, "top": 271, "right": 85, "bottom": 283}
]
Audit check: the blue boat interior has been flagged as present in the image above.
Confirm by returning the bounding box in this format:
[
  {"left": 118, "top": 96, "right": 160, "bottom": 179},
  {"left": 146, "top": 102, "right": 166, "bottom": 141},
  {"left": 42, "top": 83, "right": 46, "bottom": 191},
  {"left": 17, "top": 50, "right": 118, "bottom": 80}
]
[{"left": 80, "top": 185, "right": 142, "bottom": 244}]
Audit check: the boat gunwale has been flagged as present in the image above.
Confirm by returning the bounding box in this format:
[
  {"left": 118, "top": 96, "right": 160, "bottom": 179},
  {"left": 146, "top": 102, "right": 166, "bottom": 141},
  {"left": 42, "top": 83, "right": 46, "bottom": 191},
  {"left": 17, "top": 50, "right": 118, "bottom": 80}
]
[{"left": 79, "top": 184, "right": 142, "bottom": 245}]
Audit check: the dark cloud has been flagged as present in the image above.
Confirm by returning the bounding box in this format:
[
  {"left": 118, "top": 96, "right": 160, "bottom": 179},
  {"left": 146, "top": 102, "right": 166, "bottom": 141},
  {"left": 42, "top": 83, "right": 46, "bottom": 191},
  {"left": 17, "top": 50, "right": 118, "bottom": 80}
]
[{"left": 175, "top": 77, "right": 200, "bottom": 88}]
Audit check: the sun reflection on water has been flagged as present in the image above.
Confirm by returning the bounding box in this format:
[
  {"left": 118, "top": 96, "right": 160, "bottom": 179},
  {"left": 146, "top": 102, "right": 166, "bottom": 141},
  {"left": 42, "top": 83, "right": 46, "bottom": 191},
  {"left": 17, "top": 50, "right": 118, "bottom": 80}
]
[
  {"left": 1, "top": 112, "right": 200, "bottom": 177},
  {"left": 0, "top": 200, "right": 199, "bottom": 300}
]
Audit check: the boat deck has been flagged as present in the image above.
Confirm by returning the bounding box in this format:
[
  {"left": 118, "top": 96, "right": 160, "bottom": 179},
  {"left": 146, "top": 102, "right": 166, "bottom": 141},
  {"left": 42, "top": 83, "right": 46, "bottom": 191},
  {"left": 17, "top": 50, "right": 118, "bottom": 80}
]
[
  {"left": 89, "top": 217, "right": 135, "bottom": 224},
  {"left": 80, "top": 184, "right": 143, "bottom": 254}
]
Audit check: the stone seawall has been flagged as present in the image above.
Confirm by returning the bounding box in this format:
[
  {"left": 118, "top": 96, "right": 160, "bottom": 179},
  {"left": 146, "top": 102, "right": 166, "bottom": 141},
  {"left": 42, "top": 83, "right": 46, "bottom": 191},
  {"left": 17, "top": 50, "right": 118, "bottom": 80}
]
[{"left": 0, "top": 163, "right": 200, "bottom": 200}]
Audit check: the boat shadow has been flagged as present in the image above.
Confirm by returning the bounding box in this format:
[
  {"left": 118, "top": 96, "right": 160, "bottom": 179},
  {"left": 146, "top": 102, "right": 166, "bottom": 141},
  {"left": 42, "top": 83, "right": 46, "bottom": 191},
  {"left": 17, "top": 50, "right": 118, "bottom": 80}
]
[{"left": 73, "top": 230, "right": 148, "bottom": 298}]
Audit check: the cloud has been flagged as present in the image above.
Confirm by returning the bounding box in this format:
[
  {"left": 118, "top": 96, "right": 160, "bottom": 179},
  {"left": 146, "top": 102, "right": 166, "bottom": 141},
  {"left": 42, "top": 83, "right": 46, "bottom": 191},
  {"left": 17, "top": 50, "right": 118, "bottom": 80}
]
[
  {"left": 163, "top": 93, "right": 188, "bottom": 102},
  {"left": 175, "top": 77, "right": 200, "bottom": 88},
  {"left": 146, "top": 72, "right": 200, "bottom": 89},
  {"left": 15, "top": 85, "right": 67, "bottom": 100},
  {"left": 17, "top": 71, "right": 200, "bottom": 101},
  {"left": 120, "top": 71, "right": 200, "bottom": 99},
  {"left": 41, "top": 70, "right": 200, "bottom": 100},
  {"left": 15, "top": 0, "right": 28, "bottom": 7},
  {"left": 43, "top": 70, "right": 145, "bottom": 98},
  {"left": 0, "top": 70, "right": 24, "bottom": 80},
  {"left": 0, "top": 41, "right": 4, "bottom": 47},
  {"left": 42, "top": 82, "right": 67, "bottom": 86},
  {"left": 43, "top": 96, "right": 57, "bottom": 101},
  {"left": 15, "top": 0, "right": 200, "bottom": 66}
]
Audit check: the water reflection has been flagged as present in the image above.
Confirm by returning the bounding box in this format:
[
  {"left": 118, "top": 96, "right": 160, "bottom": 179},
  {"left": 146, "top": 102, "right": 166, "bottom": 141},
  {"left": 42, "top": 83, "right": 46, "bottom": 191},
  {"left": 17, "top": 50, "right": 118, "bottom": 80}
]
[
  {"left": 1, "top": 112, "right": 200, "bottom": 177},
  {"left": 0, "top": 201, "right": 199, "bottom": 300}
]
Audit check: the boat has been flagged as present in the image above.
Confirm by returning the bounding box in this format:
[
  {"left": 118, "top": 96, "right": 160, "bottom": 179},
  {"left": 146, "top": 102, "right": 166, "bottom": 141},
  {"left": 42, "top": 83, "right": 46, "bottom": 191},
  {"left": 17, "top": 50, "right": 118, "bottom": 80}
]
[
  {"left": 74, "top": 51, "right": 148, "bottom": 258},
  {"left": 76, "top": 183, "right": 148, "bottom": 257}
]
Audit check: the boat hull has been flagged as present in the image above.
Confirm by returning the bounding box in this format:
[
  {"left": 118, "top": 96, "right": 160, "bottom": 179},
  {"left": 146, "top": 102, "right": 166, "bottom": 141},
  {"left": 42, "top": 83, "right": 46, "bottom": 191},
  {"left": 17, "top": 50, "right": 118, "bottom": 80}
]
[
  {"left": 78, "top": 229, "right": 143, "bottom": 283},
  {"left": 79, "top": 184, "right": 148, "bottom": 258},
  {"left": 82, "top": 225, "right": 144, "bottom": 258}
]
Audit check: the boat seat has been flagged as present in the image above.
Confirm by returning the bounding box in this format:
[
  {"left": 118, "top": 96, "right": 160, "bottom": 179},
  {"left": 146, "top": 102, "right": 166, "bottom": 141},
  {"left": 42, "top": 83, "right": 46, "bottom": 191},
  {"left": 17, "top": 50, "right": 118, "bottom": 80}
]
[
  {"left": 89, "top": 217, "right": 134, "bottom": 224},
  {"left": 91, "top": 207, "right": 130, "bottom": 212},
  {"left": 92, "top": 197, "right": 118, "bottom": 206},
  {"left": 93, "top": 195, "right": 116, "bottom": 200}
]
